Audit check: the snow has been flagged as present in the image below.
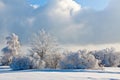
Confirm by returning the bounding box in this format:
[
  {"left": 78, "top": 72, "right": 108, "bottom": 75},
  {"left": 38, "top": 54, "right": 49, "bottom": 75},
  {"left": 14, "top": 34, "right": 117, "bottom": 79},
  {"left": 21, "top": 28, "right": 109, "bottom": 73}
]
[{"left": 0, "top": 66, "right": 120, "bottom": 80}]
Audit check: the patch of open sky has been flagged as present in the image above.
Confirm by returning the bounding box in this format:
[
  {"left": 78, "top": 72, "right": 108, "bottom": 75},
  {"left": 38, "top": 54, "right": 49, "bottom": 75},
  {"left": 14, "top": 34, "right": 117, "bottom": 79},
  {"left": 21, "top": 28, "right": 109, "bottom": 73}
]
[
  {"left": 75, "top": 0, "right": 110, "bottom": 11},
  {"left": 27, "top": 0, "right": 47, "bottom": 7}
]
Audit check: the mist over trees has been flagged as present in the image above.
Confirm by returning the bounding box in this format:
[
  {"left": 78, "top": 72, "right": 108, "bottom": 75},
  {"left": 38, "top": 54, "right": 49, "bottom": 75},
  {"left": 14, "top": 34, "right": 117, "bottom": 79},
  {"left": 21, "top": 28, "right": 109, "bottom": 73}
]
[{"left": 0, "top": 30, "right": 120, "bottom": 70}]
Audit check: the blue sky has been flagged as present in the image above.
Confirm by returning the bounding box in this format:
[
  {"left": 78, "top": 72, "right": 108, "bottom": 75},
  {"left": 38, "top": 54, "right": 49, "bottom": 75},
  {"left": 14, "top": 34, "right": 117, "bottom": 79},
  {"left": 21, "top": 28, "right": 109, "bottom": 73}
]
[
  {"left": 75, "top": 0, "right": 110, "bottom": 10},
  {"left": 27, "top": 0, "right": 47, "bottom": 6},
  {"left": 27, "top": 0, "right": 110, "bottom": 10}
]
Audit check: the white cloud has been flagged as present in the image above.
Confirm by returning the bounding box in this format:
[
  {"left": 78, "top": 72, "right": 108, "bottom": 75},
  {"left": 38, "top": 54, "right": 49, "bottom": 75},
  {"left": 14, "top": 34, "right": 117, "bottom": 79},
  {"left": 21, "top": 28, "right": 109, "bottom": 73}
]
[
  {"left": 47, "top": 0, "right": 81, "bottom": 17},
  {"left": 0, "top": 0, "right": 120, "bottom": 46}
]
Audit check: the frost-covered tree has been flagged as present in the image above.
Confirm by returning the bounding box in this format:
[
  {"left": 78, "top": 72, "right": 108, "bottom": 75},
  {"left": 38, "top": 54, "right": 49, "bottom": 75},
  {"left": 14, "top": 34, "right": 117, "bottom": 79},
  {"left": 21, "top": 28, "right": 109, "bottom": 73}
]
[
  {"left": 30, "top": 30, "right": 60, "bottom": 69},
  {"left": 1, "top": 33, "right": 21, "bottom": 65},
  {"left": 29, "top": 53, "right": 46, "bottom": 69},
  {"left": 30, "top": 30, "right": 59, "bottom": 60}
]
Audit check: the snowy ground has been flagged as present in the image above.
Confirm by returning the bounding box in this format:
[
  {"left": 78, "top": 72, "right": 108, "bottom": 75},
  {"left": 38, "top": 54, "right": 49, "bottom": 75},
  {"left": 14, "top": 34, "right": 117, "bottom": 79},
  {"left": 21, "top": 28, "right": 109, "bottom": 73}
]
[{"left": 0, "top": 66, "right": 120, "bottom": 80}]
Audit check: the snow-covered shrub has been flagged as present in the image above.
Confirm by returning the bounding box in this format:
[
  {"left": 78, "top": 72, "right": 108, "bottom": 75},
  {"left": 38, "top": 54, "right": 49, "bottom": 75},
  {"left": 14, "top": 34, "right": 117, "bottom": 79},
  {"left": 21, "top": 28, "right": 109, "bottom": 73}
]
[
  {"left": 92, "top": 48, "right": 120, "bottom": 67},
  {"left": 45, "top": 53, "right": 61, "bottom": 69},
  {"left": 108, "top": 52, "right": 120, "bottom": 67},
  {"left": 32, "top": 59, "right": 45, "bottom": 69},
  {"left": 60, "top": 52, "right": 80, "bottom": 69},
  {"left": 29, "top": 53, "right": 46, "bottom": 69},
  {"left": 60, "top": 50, "right": 100, "bottom": 69},
  {"left": 10, "top": 55, "right": 31, "bottom": 70},
  {"left": 1, "top": 33, "right": 21, "bottom": 65}
]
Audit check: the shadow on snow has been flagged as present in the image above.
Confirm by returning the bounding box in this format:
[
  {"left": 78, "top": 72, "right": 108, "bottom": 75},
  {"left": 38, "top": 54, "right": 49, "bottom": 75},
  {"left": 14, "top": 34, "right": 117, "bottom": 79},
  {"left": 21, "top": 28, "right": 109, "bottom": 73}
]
[{"left": 1, "top": 68, "right": 120, "bottom": 75}]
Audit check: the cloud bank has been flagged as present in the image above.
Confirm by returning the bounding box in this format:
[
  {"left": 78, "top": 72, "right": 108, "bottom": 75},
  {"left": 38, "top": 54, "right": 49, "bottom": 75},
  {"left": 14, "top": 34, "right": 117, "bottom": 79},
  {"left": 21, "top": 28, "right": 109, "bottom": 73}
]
[{"left": 0, "top": 0, "right": 120, "bottom": 45}]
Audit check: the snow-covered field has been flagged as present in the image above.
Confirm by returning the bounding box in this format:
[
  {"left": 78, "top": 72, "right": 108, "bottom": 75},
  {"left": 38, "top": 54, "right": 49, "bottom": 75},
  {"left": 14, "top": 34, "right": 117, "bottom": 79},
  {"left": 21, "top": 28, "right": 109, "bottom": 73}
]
[{"left": 0, "top": 66, "right": 120, "bottom": 80}]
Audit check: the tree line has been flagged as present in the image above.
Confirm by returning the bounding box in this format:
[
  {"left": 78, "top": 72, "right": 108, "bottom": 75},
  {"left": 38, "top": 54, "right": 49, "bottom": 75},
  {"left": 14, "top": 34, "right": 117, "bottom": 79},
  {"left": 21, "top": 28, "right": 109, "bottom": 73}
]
[{"left": 0, "top": 30, "right": 120, "bottom": 70}]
